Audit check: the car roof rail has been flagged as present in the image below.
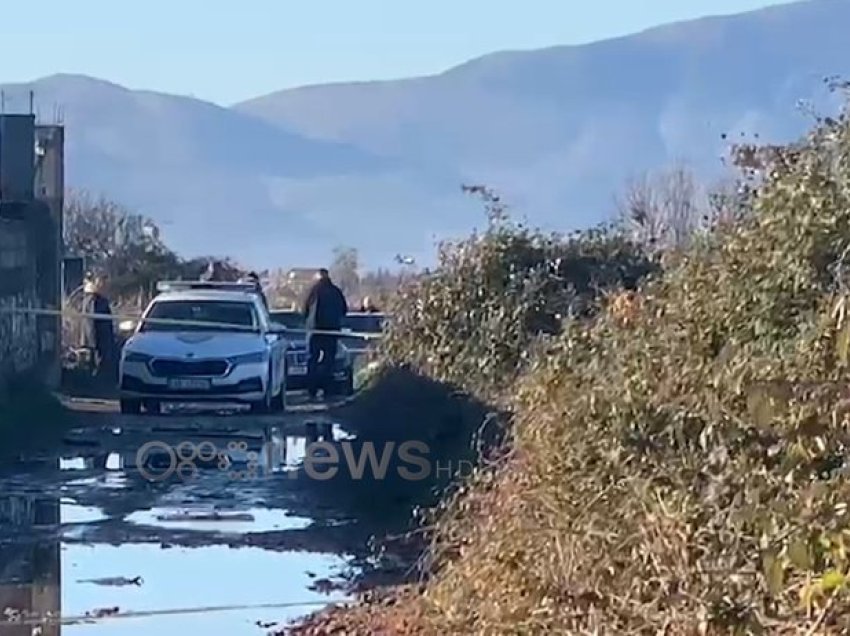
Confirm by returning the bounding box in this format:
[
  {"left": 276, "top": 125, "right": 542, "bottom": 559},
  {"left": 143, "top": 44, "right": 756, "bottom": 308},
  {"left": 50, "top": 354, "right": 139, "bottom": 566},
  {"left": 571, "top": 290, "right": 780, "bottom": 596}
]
[{"left": 156, "top": 280, "right": 257, "bottom": 293}]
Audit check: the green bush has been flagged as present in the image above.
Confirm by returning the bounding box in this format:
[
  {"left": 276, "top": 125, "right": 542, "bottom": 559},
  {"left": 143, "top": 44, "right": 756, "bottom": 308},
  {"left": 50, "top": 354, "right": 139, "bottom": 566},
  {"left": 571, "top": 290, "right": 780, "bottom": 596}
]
[
  {"left": 292, "top": 103, "right": 850, "bottom": 634},
  {"left": 415, "top": 108, "right": 850, "bottom": 634},
  {"left": 381, "top": 186, "right": 657, "bottom": 398}
]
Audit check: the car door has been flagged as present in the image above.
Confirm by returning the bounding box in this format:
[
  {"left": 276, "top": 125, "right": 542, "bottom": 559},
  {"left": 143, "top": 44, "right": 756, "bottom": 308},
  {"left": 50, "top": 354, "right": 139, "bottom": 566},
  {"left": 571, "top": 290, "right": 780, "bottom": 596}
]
[{"left": 260, "top": 304, "right": 286, "bottom": 393}]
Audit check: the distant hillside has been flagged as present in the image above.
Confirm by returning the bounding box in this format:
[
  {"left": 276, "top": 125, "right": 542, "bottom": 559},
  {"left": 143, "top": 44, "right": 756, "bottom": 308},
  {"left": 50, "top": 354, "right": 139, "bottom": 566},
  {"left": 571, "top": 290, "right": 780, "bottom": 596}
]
[
  {"left": 237, "top": 0, "right": 849, "bottom": 232},
  {"left": 4, "top": 0, "right": 850, "bottom": 268},
  {"left": 0, "top": 75, "right": 469, "bottom": 268}
]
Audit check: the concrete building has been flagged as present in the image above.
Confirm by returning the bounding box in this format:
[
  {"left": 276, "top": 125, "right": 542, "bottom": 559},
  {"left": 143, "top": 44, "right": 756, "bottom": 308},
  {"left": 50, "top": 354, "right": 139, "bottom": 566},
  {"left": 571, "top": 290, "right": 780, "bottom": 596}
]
[{"left": 0, "top": 114, "right": 64, "bottom": 394}]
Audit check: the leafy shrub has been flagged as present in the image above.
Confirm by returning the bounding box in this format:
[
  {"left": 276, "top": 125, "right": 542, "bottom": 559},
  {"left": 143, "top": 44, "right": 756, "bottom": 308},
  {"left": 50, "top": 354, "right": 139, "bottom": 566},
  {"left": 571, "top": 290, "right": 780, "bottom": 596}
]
[
  {"left": 415, "top": 107, "right": 850, "bottom": 633},
  {"left": 381, "top": 186, "right": 657, "bottom": 398},
  {"left": 292, "top": 96, "right": 850, "bottom": 636}
]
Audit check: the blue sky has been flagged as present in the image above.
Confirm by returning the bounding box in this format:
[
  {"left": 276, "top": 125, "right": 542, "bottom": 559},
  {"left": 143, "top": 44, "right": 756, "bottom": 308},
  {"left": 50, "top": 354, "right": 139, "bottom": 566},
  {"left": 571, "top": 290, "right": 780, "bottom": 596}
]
[{"left": 0, "top": 0, "right": 797, "bottom": 105}]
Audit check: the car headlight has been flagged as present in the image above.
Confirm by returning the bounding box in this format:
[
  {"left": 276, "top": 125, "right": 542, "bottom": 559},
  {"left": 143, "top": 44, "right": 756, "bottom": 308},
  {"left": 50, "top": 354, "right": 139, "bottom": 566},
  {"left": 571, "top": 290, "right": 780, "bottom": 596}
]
[
  {"left": 118, "top": 320, "right": 137, "bottom": 332},
  {"left": 123, "top": 351, "right": 152, "bottom": 363},
  {"left": 230, "top": 351, "right": 267, "bottom": 365}
]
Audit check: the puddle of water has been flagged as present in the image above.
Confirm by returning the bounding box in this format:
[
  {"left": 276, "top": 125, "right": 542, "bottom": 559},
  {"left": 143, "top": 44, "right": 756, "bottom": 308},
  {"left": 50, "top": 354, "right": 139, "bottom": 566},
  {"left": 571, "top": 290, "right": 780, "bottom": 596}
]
[
  {"left": 162, "top": 402, "right": 250, "bottom": 415},
  {"left": 331, "top": 424, "right": 356, "bottom": 441},
  {"left": 124, "top": 506, "right": 311, "bottom": 534},
  {"left": 60, "top": 453, "right": 125, "bottom": 472},
  {"left": 61, "top": 543, "right": 347, "bottom": 635},
  {"left": 105, "top": 453, "right": 123, "bottom": 471},
  {"left": 60, "top": 457, "right": 89, "bottom": 471},
  {"left": 64, "top": 473, "right": 128, "bottom": 490},
  {"left": 61, "top": 498, "right": 108, "bottom": 525}
]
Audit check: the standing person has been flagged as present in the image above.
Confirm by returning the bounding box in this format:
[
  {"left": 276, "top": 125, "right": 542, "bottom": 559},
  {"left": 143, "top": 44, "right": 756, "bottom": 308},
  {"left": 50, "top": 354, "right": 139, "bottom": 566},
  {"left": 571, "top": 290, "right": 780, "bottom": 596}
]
[
  {"left": 359, "top": 296, "right": 379, "bottom": 313},
  {"left": 303, "top": 268, "right": 348, "bottom": 400},
  {"left": 244, "top": 271, "right": 269, "bottom": 312},
  {"left": 81, "top": 275, "right": 116, "bottom": 386}
]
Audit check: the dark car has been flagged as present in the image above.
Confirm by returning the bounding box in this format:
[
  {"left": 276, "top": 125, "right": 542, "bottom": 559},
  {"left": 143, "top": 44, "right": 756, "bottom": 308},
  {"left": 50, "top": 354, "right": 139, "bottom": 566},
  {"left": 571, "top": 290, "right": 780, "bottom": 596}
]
[
  {"left": 269, "top": 310, "right": 355, "bottom": 396},
  {"left": 339, "top": 312, "right": 386, "bottom": 353}
]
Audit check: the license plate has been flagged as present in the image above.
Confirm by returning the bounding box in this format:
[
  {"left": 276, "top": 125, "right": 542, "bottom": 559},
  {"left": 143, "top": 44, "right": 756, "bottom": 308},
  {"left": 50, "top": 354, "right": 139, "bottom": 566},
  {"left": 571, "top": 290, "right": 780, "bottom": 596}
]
[
  {"left": 168, "top": 377, "right": 212, "bottom": 391},
  {"left": 288, "top": 366, "right": 307, "bottom": 376}
]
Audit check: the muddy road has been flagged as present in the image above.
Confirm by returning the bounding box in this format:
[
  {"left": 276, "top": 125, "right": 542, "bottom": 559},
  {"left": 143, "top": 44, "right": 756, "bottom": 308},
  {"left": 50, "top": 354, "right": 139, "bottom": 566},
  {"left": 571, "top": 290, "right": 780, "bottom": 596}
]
[{"left": 0, "top": 395, "right": 416, "bottom": 635}]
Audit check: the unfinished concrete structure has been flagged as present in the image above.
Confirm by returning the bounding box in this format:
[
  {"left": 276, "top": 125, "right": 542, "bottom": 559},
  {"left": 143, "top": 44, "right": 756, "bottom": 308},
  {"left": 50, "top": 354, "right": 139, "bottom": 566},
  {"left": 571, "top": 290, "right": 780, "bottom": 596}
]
[{"left": 0, "top": 114, "right": 64, "bottom": 395}]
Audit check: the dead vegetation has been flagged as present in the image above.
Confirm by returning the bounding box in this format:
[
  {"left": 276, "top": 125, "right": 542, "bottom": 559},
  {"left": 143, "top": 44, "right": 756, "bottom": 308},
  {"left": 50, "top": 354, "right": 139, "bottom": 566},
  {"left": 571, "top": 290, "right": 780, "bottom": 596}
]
[{"left": 288, "top": 104, "right": 850, "bottom": 634}]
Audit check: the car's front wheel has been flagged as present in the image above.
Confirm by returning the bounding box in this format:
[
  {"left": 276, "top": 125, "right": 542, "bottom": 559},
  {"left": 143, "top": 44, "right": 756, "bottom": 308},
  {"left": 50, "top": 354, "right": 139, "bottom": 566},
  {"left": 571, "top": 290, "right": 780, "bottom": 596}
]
[
  {"left": 250, "top": 365, "right": 275, "bottom": 414},
  {"left": 270, "top": 386, "right": 285, "bottom": 412}
]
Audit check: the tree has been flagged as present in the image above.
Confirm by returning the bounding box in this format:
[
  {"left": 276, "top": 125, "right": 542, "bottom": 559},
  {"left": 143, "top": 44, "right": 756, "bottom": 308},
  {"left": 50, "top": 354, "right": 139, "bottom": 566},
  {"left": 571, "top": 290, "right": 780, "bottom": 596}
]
[
  {"left": 64, "top": 190, "right": 164, "bottom": 265},
  {"left": 330, "top": 246, "right": 360, "bottom": 298},
  {"left": 618, "top": 165, "right": 708, "bottom": 251},
  {"left": 359, "top": 267, "right": 408, "bottom": 308},
  {"left": 63, "top": 190, "right": 243, "bottom": 301}
]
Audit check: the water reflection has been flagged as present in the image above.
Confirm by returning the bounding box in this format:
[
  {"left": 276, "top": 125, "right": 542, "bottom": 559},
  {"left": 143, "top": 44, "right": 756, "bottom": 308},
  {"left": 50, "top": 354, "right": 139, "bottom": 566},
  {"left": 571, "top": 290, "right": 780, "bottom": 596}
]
[
  {"left": 0, "top": 425, "right": 357, "bottom": 636},
  {"left": 124, "top": 506, "right": 311, "bottom": 533},
  {"left": 57, "top": 423, "right": 357, "bottom": 484},
  {"left": 0, "top": 494, "right": 61, "bottom": 636},
  {"left": 62, "top": 544, "right": 344, "bottom": 635},
  {"left": 59, "top": 453, "right": 123, "bottom": 472}
]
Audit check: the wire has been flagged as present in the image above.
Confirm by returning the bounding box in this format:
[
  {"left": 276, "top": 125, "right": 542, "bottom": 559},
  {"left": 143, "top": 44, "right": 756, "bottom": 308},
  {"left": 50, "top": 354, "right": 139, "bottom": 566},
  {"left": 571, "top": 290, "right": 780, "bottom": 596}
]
[
  {"left": 0, "top": 599, "right": 350, "bottom": 627},
  {"left": 0, "top": 305, "right": 384, "bottom": 340}
]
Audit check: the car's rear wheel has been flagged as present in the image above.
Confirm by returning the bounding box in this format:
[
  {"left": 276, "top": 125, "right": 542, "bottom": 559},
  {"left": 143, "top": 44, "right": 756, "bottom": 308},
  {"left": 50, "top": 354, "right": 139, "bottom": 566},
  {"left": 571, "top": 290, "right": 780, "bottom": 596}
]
[{"left": 120, "top": 398, "right": 142, "bottom": 415}]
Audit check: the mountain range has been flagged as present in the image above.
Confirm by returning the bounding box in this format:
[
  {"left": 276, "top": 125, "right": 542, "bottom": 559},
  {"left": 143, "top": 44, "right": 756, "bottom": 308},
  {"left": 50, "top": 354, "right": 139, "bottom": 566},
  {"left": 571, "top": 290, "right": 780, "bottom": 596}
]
[{"left": 1, "top": 0, "right": 847, "bottom": 269}]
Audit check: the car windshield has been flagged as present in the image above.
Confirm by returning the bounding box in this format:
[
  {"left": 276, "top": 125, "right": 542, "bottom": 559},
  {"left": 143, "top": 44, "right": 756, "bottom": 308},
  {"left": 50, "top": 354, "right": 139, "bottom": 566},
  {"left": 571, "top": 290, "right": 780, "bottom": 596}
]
[{"left": 140, "top": 300, "right": 258, "bottom": 332}]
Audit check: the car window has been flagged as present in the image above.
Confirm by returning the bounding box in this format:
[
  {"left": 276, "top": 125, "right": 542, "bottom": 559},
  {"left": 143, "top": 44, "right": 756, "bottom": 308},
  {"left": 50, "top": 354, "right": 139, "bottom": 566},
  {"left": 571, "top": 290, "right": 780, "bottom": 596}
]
[{"left": 141, "top": 300, "right": 258, "bottom": 332}]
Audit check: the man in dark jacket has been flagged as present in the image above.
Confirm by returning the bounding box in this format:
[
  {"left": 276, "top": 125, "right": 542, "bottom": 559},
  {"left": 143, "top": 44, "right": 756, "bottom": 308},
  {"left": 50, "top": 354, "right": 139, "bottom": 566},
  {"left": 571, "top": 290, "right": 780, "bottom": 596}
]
[
  {"left": 81, "top": 275, "right": 116, "bottom": 384},
  {"left": 302, "top": 268, "right": 348, "bottom": 399}
]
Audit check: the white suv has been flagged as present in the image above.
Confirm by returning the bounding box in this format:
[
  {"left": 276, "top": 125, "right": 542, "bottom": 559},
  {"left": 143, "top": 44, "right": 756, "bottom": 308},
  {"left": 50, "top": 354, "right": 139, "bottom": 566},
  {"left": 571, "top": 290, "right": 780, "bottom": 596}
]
[{"left": 118, "top": 287, "right": 287, "bottom": 414}]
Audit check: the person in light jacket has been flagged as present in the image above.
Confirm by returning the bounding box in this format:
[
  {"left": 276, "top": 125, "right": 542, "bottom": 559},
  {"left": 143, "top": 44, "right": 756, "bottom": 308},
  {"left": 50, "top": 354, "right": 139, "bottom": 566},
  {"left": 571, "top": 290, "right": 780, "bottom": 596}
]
[{"left": 81, "top": 275, "right": 116, "bottom": 382}]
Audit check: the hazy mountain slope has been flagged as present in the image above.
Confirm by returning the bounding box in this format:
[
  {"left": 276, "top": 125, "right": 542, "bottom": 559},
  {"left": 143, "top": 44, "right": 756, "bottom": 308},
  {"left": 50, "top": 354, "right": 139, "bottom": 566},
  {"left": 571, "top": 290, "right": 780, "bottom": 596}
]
[
  {"left": 0, "top": 75, "right": 470, "bottom": 268},
  {"left": 5, "top": 0, "right": 849, "bottom": 269},
  {"left": 237, "top": 0, "right": 850, "bottom": 232}
]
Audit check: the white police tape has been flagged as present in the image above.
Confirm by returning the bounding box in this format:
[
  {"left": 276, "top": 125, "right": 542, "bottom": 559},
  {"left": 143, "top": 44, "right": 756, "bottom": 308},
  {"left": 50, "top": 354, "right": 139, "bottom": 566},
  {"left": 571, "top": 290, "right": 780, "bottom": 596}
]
[{"left": 0, "top": 305, "right": 384, "bottom": 340}]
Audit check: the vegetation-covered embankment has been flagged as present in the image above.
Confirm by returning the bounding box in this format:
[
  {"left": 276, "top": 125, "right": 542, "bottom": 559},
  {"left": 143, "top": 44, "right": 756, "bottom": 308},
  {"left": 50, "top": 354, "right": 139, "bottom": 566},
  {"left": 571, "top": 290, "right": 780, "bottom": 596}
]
[{"left": 291, "top": 108, "right": 850, "bottom": 634}]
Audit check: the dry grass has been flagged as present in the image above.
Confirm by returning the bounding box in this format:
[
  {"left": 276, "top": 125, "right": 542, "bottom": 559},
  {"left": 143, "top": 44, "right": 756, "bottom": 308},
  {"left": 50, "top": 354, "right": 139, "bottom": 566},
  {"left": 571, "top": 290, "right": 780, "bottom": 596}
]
[{"left": 291, "top": 107, "right": 850, "bottom": 635}]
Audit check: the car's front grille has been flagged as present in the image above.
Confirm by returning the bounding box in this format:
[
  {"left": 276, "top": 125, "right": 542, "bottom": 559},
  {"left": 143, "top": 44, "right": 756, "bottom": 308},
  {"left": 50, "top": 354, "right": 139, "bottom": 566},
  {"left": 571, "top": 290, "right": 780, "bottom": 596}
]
[{"left": 150, "top": 358, "right": 229, "bottom": 377}]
